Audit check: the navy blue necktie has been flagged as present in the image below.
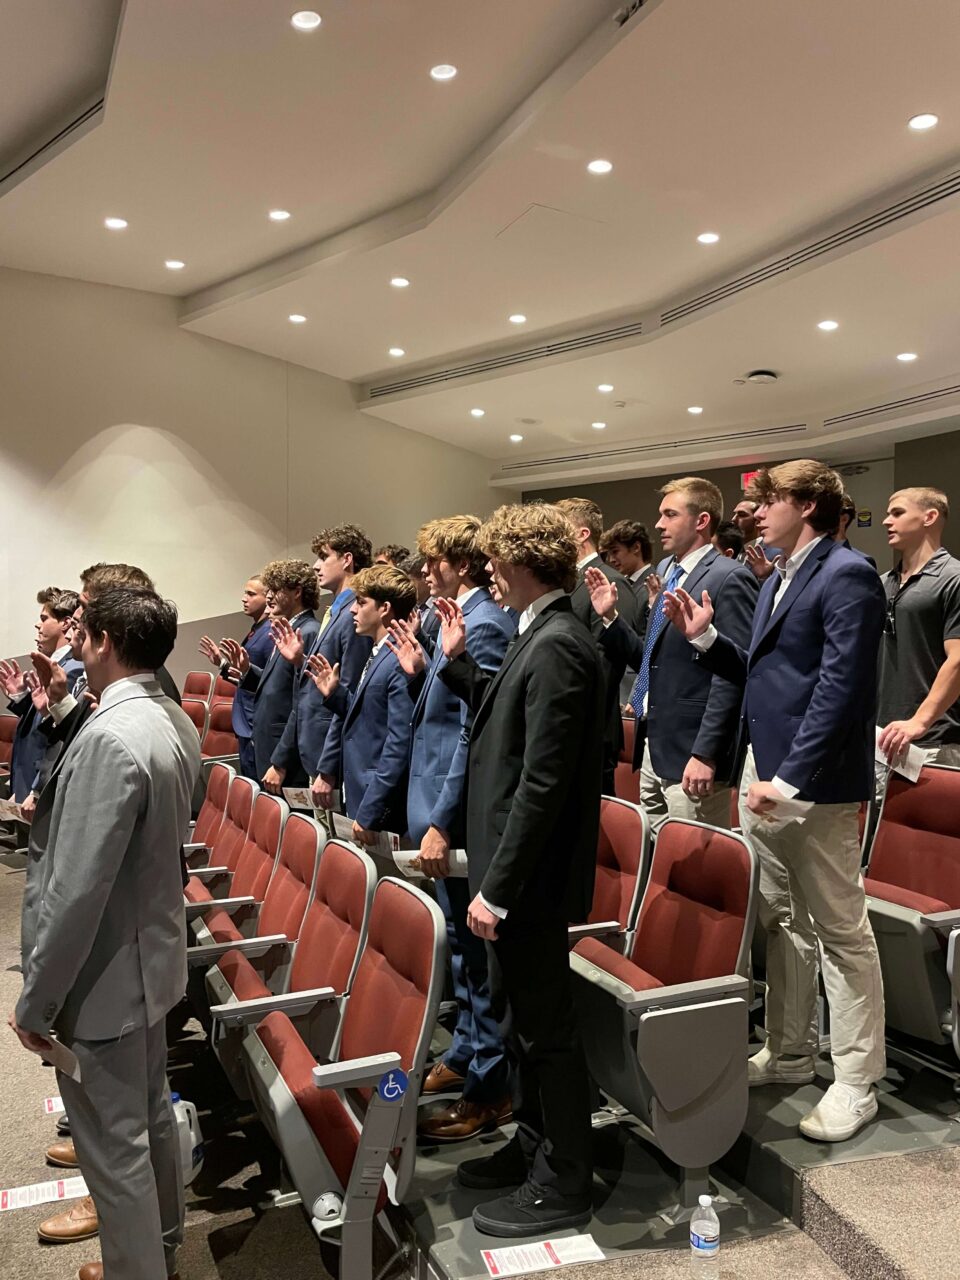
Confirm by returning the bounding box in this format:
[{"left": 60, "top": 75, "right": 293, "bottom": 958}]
[{"left": 630, "top": 562, "right": 683, "bottom": 717}]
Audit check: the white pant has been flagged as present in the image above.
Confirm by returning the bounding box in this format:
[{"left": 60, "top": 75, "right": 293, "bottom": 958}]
[
  {"left": 740, "top": 748, "right": 885, "bottom": 1085},
  {"left": 639, "top": 740, "right": 733, "bottom": 834},
  {"left": 874, "top": 740, "right": 960, "bottom": 806}
]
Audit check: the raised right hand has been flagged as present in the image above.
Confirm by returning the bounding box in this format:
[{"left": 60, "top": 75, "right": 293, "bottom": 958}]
[
  {"left": 199, "top": 635, "right": 221, "bottom": 666},
  {"left": 220, "top": 638, "right": 250, "bottom": 676},
  {"left": 305, "top": 653, "right": 340, "bottom": 699},
  {"left": 384, "top": 619, "right": 426, "bottom": 677},
  {"left": 663, "top": 587, "right": 714, "bottom": 640},
  {"left": 434, "top": 597, "right": 466, "bottom": 660},
  {"left": 744, "top": 544, "right": 775, "bottom": 581},
  {"left": 584, "top": 566, "right": 618, "bottom": 619},
  {"left": 0, "top": 658, "right": 25, "bottom": 698},
  {"left": 271, "top": 617, "right": 304, "bottom": 665}
]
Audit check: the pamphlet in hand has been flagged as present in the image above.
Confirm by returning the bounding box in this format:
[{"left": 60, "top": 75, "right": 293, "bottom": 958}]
[
  {"left": 874, "top": 727, "right": 926, "bottom": 783},
  {"left": 38, "top": 1036, "right": 81, "bottom": 1083},
  {"left": 282, "top": 787, "right": 314, "bottom": 811},
  {"left": 329, "top": 812, "right": 468, "bottom": 877},
  {"left": 0, "top": 798, "right": 22, "bottom": 822},
  {"left": 754, "top": 794, "right": 814, "bottom": 832}
]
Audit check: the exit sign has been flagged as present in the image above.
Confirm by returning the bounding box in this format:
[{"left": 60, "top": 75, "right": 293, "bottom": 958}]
[{"left": 740, "top": 469, "right": 761, "bottom": 490}]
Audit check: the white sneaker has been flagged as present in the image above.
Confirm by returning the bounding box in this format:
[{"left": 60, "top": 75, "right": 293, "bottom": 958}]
[
  {"left": 799, "top": 1082, "right": 878, "bottom": 1142},
  {"left": 747, "top": 1044, "right": 816, "bottom": 1086}
]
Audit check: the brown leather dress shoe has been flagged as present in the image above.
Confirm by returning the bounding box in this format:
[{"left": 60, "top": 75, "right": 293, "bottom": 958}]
[
  {"left": 38, "top": 1195, "right": 98, "bottom": 1242},
  {"left": 418, "top": 1096, "right": 513, "bottom": 1142},
  {"left": 421, "top": 1061, "right": 466, "bottom": 1095},
  {"left": 46, "top": 1138, "right": 79, "bottom": 1168}
]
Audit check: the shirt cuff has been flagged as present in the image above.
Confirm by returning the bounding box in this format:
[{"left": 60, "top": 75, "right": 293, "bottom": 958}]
[
  {"left": 771, "top": 775, "right": 799, "bottom": 799},
  {"left": 690, "top": 624, "right": 718, "bottom": 651},
  {"left": 479, "top": 892, "right": 508, "bottom": 920},
  {"left": 601, "top": 614, "right": 617, "bottom": 629},
  {"left": 49, "top": 694, "right": 78, "bottom": 724}
]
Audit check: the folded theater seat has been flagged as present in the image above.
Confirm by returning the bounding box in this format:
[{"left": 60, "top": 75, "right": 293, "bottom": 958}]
[
  {"left": 243, "top": 878, "right": 445, "bottom": 1280},
  {"left": 184, "top": 760, "right": 235, "bottom": 850},
  {"left": 186, "top": 792, "right": 287, "bottom": 942},
  {"left": 200, "top": 699, "right": 241, "bottom": 775},
  {"left": 614, "top": 716, "right": 640, "bottom": 805},
  {"left": 181, "top": 696, "right": 209, "bottom": 741},
  {"left": 571, "top": 817, "right": 759, "bottom": 1204},
  {"left": 569, "top": 795, "right": 650, "bottom": 957},
  {"left": 864, "top": 764, "right": 960, "bottom": 1063},
  {"left": 205, "top": 835, "right": 376, "bottom": 1097},
  {"left": 182, "top": 670, "right": 215, "bottom": 702}
]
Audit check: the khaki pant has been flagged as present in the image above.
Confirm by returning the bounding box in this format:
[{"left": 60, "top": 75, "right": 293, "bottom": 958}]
[
  {"left": 639, "top": 740, "right": 733, "bottom": 834},
  {"left": 874, "top": 740, "right": 960, "bottom": 807},
  {"left": 740, "top": 748, "right": 886, "bottom": 1086}
]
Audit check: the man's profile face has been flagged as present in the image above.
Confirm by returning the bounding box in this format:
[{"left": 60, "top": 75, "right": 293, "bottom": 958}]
[
  {"left": 425, "top": 555, "right": 459, "bottom": 599},
  {"left": 755, "top": 492, "right": 804, "bottom": 549},
  {"left": 270, "top": 586, "right": 299, "bottom": 619},
  {"left": 242, "top": 580, "right": 266, "bottom": 617},
  {"left": 731, "top": 502, "right": 758, "bottom": 541},
  {"left": 883, "top": 493, "right": 932, "bottom": 550},
  {"left": 655, "top": 492, "right": 701, "bottom": 559},
  {"left": 317, "top": 545, "right": 349, "bottom": 590},
  {"left": 64, "top": 607, "right": 85, "bottom": 660},
  {"left": 80, "top": 624, "right": 107, "bottom": 696},
  {"left": 35, "top": 606, "right": 64, "bottom": 656},
  {"left": 350, "top": 593, "right": 383, "bottom": 637},
  {"left": 607, "top": 540, "right": 644, "bottom": 574}
]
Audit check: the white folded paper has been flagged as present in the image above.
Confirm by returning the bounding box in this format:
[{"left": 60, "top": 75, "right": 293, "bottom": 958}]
[
  {"left": 0, "top": 798, "right": 22, "bottom": 822},
  {"left": 329, "top": 812, "right": 469, "bottom": 877},
  {"left": 38, "top": 1036, "right": 81, "bottom": 1083},
  {"left": 481, "top": 1233, "right": 604, "bottom": 1276},
  {"left": 282, "top": 787, "right": 314, "bottom": 810},
  {"left": 753, "top": 794, "right": 814, "bottom": 832},
  {"left": 875, "top": 727, "right": 926, "bottom": 783},
  {"left": 392, "top": 848, "right": 469, "bottom": 880}
]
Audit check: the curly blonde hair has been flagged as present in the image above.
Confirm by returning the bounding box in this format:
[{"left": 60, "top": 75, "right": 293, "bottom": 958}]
[
  {"left": 261, "top": 558, "right": 321, "bottom": 610},
  {"left": 351, "top": 564, "right": 417, "bottom": 620},
  {"left": 417, "top": 514, "right": 491, "bottom": 586},
  {"left": 480, "top": 503, "right": 578, "bottom": 593}
]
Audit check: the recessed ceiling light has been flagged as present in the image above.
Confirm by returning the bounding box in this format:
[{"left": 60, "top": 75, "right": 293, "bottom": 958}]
[
  {"left": 389, "top": 347, "right": 405, "bottom": 357},
  {"left": 897, "top": 352, "right": 918, "bottom": 362},
  {"left": 687, "top": 406, "right": 704, "bottom": 415},
  {"left": 104, "top": 217, "right": 127, "bottom": 230},
  {"left": 291, "top": 10, "right": 322, "bottom": 31},
  {"left": 390, "top": 276, "right": 410, "bottom": 288},
  {"left": 817, "top": 319, "right": 839, "bottom": 331},
  {"left": 509, "top": 434, "right": 524, "bottom": 443},
  {"left": 591, "top": 421, "right": 607, "bottom": 430},
  {"left": 587, "top": 159, "right": 613, "bottom": 175},
  {"left": 908, "top": 113, "right": 939, "bottom": 131},
  {"left": 288, "top": 313, "right": 307, "bottom": 324},
  {"left": 508, "top": 313, "right": 527, "bottom": 325},
  {"left": 597, "top": 383, "right": 614, "bottom": 393},
  {"left": 268, "top": 209, "right": 291, "bottom": 222},
  {"left": 470, "top": 408, "right": 485, "bottom": 418},
  {"left": 164, "top": 259, "right": 185, "bottom": 271},
  {"left": 697, "top": 232, "right": 720, "bottom": 244},
  {"left": 430, "top": 64, "right": 457, "bottom": 81}
]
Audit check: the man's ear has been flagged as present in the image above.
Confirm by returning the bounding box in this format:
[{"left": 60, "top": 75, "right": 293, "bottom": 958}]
[{"left": 343, "top": 552, "right": 354, "bottom": 573}]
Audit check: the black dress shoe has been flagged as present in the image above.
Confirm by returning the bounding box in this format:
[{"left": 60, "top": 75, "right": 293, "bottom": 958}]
[
  {"left": 457, "top": 1136, "right": 528, "bottom": 1190},
  {"left": 472, "top": 1178, "right": 592, "bottom": 1238}
]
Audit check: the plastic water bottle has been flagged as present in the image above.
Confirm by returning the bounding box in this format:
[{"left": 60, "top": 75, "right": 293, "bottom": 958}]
[
  {"left": 690, "top": 1193, "right": 720, "bottom": 1276},
  {"left": 170, "top": 1092, "right": 204, "bottom": 1186}
]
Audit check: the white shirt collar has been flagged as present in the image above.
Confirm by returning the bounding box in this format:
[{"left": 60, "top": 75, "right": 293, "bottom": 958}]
[
  {"left": 518, "top": 588, "right": 565, "bottom": 635},
  {"left": 774, "top": 534, "right": 825, "bottom": 583},
  {"left": 628, "top": 566, "right": 649, "bottom": 582},
  {"left": 457, "top": 586, "right": 482, "bottom": 608},
  {"left": 576, "top": 552, "right": 600, "bottom": 571},
  {"left": 96, "top": 672, "right": 157, "bottom": 708},
  {"left": 51, "top": 644, "right": 72, "bottom": 665},
  {"left": 674, "top": 542, "right": 714, "bottom": 577}
]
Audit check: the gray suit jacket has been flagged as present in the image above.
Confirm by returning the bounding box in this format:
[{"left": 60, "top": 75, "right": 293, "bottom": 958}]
[{"left": 17, "top": 677, "right": 200, "bottom": 1040}]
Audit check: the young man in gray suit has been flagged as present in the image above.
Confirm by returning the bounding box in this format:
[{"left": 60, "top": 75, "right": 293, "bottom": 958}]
[{"left": 10, "top": 586, "right": 200, "bottom": 1280}]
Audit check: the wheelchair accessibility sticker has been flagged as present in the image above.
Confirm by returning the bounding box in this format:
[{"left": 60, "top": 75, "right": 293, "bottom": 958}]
[{"left": 378, "top": 1069, "right": 408, "bottom": 1101}]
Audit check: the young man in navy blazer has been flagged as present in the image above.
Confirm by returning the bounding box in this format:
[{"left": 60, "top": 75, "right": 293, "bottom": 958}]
[
  {"left": 261, "top": 525, "right": 373, "bottom": 795},
  {"left": 223, "top": 559, "right": 319, "bottom": 784},
  {"left": 587, "top": 476, "right": 757, "bottom": 830},
  {"left": 386, "top": 515, "right": 516, "bottom": 1143},
  {"left": 309, "top": 565, "right": 415, "bottom": 843},
  {"left": 665, "top": 459, "right": 887, "bottom": 1143},
  {"left": 199, "top": 576, "right": 272, "bottom": 779}
]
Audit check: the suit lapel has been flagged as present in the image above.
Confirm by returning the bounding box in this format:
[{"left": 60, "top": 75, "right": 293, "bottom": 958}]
[
  {"left": 345, "top": 644, "right": 390, "bottom": 726},
  {"left": 750, "top": 538, "right": 830, "bottom": 653},
  {"left": 474, "top": 599, "right": 560, "bottom": 720}
]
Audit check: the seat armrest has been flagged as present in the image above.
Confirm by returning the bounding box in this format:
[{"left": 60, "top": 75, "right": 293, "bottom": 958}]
[
  {"left": 920, "top": 909, "right": 960, "bottom": 932},
  {"left": 210, "top": 986, "right": 336, "bottom": 1026},
  {"left": 312, "top": 1052, "right": 402, "bottom": 1090},
  {"left": 185, "top": 896, "right": 257, "bottom": 922},
  {"left": 183, "top": 842, "right": 208, "bottom": 856},
  {"left": 568, "top": 921, "right": 622, "bottom": 942},
  {"left": 186, "top": 933, "right": 287, "bottom": 966},
  {"left": 191, "top": 865, "right": 230, "bottom": 882},
  {"left": 617, "top": 973, "right": 750, "bottom": 1012}
]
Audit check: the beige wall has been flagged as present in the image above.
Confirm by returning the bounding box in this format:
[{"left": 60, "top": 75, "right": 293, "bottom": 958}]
[
  {"left": 526, "top": 456, "right": 895, "bottom": 568},
  {"left": 0, "top": 266, "right": 514, "bottom": 660},
  {"left": 894, "top": 435, "right": 960, "bottom": 556}
]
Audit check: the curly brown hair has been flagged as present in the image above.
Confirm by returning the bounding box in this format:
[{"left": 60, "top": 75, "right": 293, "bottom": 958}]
[
  {"left": 351, "top": 564, "right": 417, "bottom": 620},
  {"left": 261, "top": 558, "right": 321, "bottom": 610},
  {"left": 480, "top": 503, "right": 578, "bottom": 593},
  {"left": 747, "top": 460, "right": 843, "bottom": 534},
  {"left": 311, "top": 524, "right": 372, "bottom": 571},
  {"left": 417, "top": 514, "right": 491, "bottom": 586}
]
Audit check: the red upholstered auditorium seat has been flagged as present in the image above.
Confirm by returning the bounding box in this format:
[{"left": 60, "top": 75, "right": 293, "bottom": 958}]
[
  {"left": 188, "top": 793, "right": 287, "bottom": 941},
  {"left": 190, "top": 761, "right": 234, "bottom": 850},
  {"left": 620, "top": 715, "right": 635, "bottom": 763},
  {"left": 181, "top": 697, "right": 209, "bottom": 740},
  {"left": 574, "top": 796, "right": 649, "bottom": 954},
  {"left": 0, "top": 713, "right": 16, "bottom": 777},
  {"left": 183, "top": 774, "right": 258, "bottom": 904},
  {"left": 212, "top": 675, "right": 237, "bottom": 703},
  {"left": 202, "top": 699, "right": 239, "bottom": 759},
  {"left": 182, "top": 670, "right": 215, "bottom": 702},
  {"left": 613, "top": 760, "right": 640, "bottom": 805}
]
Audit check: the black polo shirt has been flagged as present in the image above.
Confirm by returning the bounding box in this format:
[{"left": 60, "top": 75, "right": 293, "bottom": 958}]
[{"left": 877, "top": 547, "right": 960, "bottom": 746}]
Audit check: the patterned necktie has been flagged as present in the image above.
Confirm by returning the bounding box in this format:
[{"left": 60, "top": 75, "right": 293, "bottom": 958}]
[
  {"left": 73, "top": 672, "right": 88, "bottom": 701},
  {"left": 318, "top": 605, "right": 333, "bottom": 636},
  {"left": 630, "top": 562, "right": 683, "bottom": 718}
]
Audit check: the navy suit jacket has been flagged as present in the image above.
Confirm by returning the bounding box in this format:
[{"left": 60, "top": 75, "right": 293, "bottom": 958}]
[
  {"left": 242, "top": 610, "right": 319, "bottom": 778},
  {"left": 317, "top": 644, "right": 411, "bottom": 833},
  {"left": 700, "top": 538, "right": 885, "bottom": 803},
  {"left": 231, "top": 617, "right": 274, "bottom": 740},
  {"left": 840, "top": 538, "right": 878, "bottom": 571},
  {"left": 406, "top": 589, "right": 515, "bottom": 846},
  {"left": 10, "top": 654, "right": 84, "bottom": 801},
  {"left": 271, "top": 592, "right": 372, "bottom": 778},
  {"left": 601, "top": 548, "right": 757, "bottom": 782}
]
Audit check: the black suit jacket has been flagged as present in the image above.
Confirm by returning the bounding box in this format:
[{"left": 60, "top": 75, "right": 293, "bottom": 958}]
[
  {"left": 600, "top": 547, "right": 758, "bottom": 782},
  {"left": 630, "top": 565, "right": 654, "bottom": 643},
  {"left": 440, "top": 596, "right": 604, "bottom": 924},
  {"left": 568, "top": 556, "right": 641, "bottom": 784}
]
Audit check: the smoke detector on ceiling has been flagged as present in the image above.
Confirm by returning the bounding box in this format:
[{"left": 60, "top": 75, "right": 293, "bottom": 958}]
[{"left": 745, "top": 369, "right": 779, "bottom": 384}]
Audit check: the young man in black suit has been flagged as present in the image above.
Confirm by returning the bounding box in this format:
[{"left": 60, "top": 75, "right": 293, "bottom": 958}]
[
  {"left": 437, "top": 502, "right": 604, "bottom": 1238},
  {"left": 556, "top": 497, "right": 640, "bottom": 795}
]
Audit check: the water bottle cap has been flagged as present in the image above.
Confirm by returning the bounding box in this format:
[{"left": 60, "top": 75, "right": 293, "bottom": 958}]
[
  {"left": 170, "top": 1092, "right": 181, "bottom": 1103},
  {"left": 699, "top": 1194, "right": 712, "bottom": 1207}
]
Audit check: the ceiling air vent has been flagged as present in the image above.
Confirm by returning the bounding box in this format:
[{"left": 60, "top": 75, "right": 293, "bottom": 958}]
[
  {"left": 366, "top": 320, "right": 643, "bottom": 398},
  {"left": 824, "top": 383, "right": 960, "bottom": 428},
  {"left": 661, "top": 167, "right": 960, "bottom": 328},
  {"left": 499, "top": 422, "right": 807, "bottom": 473}
]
